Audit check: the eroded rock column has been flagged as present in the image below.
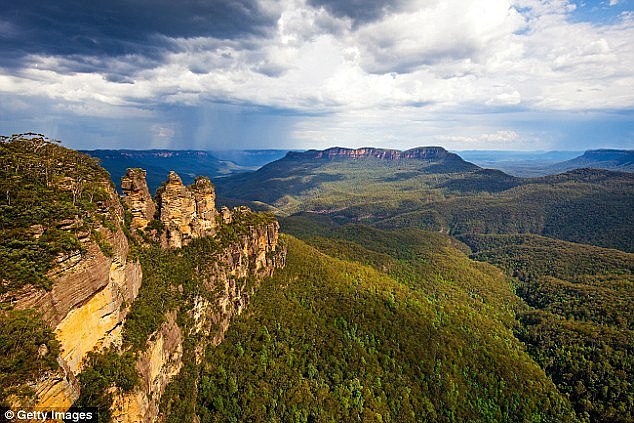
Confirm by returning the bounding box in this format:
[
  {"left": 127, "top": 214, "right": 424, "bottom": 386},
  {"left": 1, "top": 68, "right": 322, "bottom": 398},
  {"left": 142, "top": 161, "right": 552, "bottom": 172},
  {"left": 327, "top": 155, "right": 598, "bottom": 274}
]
[{"left": 121, "top": 168, "right": 156, "bottom": 231}]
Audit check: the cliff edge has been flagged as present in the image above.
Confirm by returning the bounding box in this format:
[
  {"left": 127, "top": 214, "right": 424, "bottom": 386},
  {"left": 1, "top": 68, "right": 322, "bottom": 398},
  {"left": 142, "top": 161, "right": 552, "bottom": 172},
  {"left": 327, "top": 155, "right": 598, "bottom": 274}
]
[{"left": 0, "top": 134, "right": 286, "bottom": 422}]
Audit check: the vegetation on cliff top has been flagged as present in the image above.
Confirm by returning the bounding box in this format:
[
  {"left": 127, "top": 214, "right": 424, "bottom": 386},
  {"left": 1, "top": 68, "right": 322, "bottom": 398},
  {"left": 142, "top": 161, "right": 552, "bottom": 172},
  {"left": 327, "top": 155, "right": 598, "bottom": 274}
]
[{"left": 0, "top": 133, "right": 116, "bottom": 293}]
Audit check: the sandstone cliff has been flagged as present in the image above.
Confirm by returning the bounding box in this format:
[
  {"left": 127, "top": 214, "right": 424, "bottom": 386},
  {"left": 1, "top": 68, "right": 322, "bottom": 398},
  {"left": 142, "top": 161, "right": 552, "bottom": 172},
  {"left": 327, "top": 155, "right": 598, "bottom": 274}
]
[
  {"left": 110, "top": 311, "right": 183, "bottom": 423},
  {"left": 1, "top": 138, "right": 285, "bottom": 423},
  {"left": 122, "top": 168, "right": 156, "bottom": 232},
  {"left": 1, "top": 171, "right": 142, "bottom": 411},
  {"left": 287, "top": 146, "right": 466, "bottom": 161},
  {"left": 111, "top": 201, "right": 284, "bottom": 422}
]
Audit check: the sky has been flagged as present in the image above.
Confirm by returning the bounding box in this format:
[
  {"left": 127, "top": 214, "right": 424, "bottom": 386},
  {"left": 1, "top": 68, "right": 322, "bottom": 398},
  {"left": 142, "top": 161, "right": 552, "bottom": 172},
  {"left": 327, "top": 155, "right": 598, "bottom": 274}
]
[{"left": 0, "top": 0, "right": 633, "bottom": 151}]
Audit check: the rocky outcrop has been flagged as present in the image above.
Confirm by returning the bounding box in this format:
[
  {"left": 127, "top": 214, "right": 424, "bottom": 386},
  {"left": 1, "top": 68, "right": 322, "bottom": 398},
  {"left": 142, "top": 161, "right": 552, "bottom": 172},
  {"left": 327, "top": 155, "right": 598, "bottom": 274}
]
[
  {"left": 191, "top": 176, "right": 218, "bottom": 236},
  {"left": 1, "top": 179, "right": 142, "bottom": 410},
  {"left": 220, "top": 206, "right": 233, "bottom": 224},
  {"left": 113, "top": 206, "right": 285, "bottom": 422},
  {"left": 1, "top": 150, "right": 284, "bottom": 422},
  {"left": 157, "top": 172, "right": 218, "bottom": 248},
  {"left": 108, "top": 171, "right": 284, "bottom": 422},
  {"left": 122, "top": 168, "right": 156, "bottom": 231}
]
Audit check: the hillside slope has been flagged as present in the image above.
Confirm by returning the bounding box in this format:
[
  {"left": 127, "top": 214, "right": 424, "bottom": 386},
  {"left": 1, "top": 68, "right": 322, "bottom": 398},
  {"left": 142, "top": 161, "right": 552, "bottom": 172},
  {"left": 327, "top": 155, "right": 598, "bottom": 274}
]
[
  {"left": 216, "top": 146, "right": 633, "bottom": 252},
  {"left": 198, "top": 235, "right": 579, "bottom": 422},
  {"left": 378, "top": 168, "right": 634, "bottom": 251},
  {"left": 278, "top": 219, "right": 633, "bottom": 422},
  {"left": 459, "top": 233, "right": 634, "bottom": 422}
]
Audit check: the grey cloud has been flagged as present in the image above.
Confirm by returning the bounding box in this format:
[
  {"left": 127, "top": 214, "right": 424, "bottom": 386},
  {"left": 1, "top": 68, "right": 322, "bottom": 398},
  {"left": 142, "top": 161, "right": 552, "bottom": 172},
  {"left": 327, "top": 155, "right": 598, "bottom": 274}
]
[
  {"left": 254, "top": 63, "right": 289, "bottom": 78},
  {"left": 403, "top": 100, "right": 435, "bottom": 108},
  {"left": 167, "top": 36, "right": 270, "bottom": 75},
  {"left": 188, "top": 64, "right": 210, "bottom": 75},
  {"left": 104, "top": 74, "right": 135, "bottom": 84},
  {"left": 360, "top": 41, "right": 480, "bottom": 75},
  {"left": 43, "top": 54, "right": 158, "bottom": 74},
  {"left": 307, "top": 0, "right": 409, "bottom": 26},
  {"left": 0, "top": 0, "right": 277, "bottom": 73},
  {"left": 12, "top": 53, "right": 162, "bottom": 86}
]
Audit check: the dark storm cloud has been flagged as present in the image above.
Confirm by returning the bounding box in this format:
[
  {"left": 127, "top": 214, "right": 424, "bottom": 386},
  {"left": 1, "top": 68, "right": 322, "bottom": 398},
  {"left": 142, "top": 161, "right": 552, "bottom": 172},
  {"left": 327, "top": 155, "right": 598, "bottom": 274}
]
[
  {"left": 0, "top": 0, "right": 276, "bottom": 71},
  {"left": 307, "top": 0, "right": 408, "bottom": 25}
]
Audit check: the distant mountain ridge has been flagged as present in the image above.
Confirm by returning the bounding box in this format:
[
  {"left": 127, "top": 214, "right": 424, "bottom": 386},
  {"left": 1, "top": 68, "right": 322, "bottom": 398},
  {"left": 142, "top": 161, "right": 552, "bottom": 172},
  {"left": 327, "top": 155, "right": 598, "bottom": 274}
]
[
  {"left": 548, "top": 149, "right": 634, "bottom": 174},
  {"left": 287, "top": 146, "right": 461, "bottom": 161},
  {"left": 282, "top": 145, "right": 479, "bottom": 174},
  {"left": 459, "top": 148, "right": 632, "bottom": 176},
  {"left": 210, "top": 149, "right": 291, "bottom": 167},
  {"left": 215, "top": 145, "right": 483, "bottom": 211}
]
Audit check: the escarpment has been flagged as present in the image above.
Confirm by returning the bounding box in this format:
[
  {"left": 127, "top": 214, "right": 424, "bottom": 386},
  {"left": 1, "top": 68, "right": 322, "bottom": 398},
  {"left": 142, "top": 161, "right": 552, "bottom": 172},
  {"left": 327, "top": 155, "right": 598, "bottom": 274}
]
[
  {"left": 0, "top": 137, "right": 285, "bottom": 422},
  {"left": 286, "top": 146, "right": 467, "bottom": 162},
  {"left": 110, "top": 200, "right": 284, "bottom": 423},
  {"left": 0, "top": 138, "right": 142, "bottom": 410}
]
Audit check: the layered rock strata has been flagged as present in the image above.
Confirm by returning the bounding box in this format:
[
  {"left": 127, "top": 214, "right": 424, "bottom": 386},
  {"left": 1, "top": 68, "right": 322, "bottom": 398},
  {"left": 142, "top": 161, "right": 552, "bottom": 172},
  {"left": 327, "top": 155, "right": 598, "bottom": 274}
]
[
  {"left": 2, "top": 162, "right": 284, "bottom": 423},
  {"left": 157, "top": 172, "right": 219, "bottom": 248},
  {"left": 122, "top": 168, "right": 156, "bottom": 231},
  {"left": 2, "top": 179, "right": 142, "bottom": 410},
  {"left": 288, "top": 146, "right": 458, "bottom": 161},
  {"left": 112, "top": 175, "right": 285, "bottom": 423}
]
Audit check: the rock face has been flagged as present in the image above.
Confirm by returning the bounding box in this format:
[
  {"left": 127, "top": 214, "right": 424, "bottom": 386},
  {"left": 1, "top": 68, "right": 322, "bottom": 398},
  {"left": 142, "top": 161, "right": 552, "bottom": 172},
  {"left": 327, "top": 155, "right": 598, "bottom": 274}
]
[
  {"left": 191, "top": 211, "right": 284, "bottom": 347},
  {"left": 191, "top": 176, "right": 218, "bottom": 235},
  {"left": 111, "top": 312, "right": 183, "bottom": 423},
  {"left": 122, "top": 168, "right": 156, "bottom": 231},
  {"left": 106, "top": 177, "right": 284, "bottom": 423},
  {"left": 220, "top": 206, "right": 233, "bottom": 224},
  {"left": 2, "top": 154, "right": 284, "bottom": 423},
  {"left": 2, "top": 179, "right": 142, "bottom": 410},
  {"left": 158, "top": 172, "right": 219, "bottom": 248}
]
